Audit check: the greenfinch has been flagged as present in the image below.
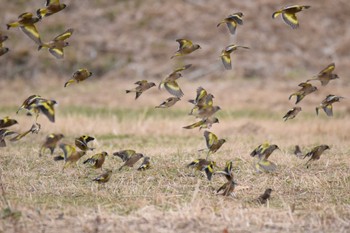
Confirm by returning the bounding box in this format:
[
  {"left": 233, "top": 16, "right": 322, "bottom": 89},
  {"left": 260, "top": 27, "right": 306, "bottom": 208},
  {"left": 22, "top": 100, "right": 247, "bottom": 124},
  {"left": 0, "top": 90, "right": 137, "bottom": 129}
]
[
  {"left": 92, "top": 169, "right": 112, "bottom": 184},
  {"left": 217, "top": 12, "right": 244, "bottom": 35},
  {"left": 250, "top": 142, "right": 279, "bottom": 160},
  {"left": 75, "top": 135, "right": 95, "bottom": 151},
  {"left": 283, "top": 107, "right": 302, "bottom": 121},
  {"left": 188, "top": 87, "right": 210, "bottom": 105},
  {"left": 187, "top": 159, "right": 216, "bottom": 181},
  {"left": 195, "top": 105, "right": 221, "bottom": 120},
  {"left": 155, "top": 97, "right": 181, "bottom": 108},
  {"left": 159, "top": 64, "right": 191, "bottom": 97},
  {"left": 0, "top": 117, "right": 18, "bottom": 128},
  {"left": 38, "top": 28, "right": 73, "bottom": 59},
  {"left": 83, "top": 152, "right": 108, "bottom": 170},
  {"left": 307, "top": 63, "right": 339, "bottom": 86},
  {"left": 10, "top": 123, "right": 40, "bottom": 142},
  {"left": 119, "top": 153, "right": 144, "bottom": 171},
  {"left": 220, "top": 44, "right": 249, "bottom": 70},
  {"left": 113, "top": 149, "right": 136, "bottom": 162},
  {"left": 0, "top": 129, "right": 18, "bottom": 147},
  {"left": 216, "top": 162, "right": 237, "bottom": 196},
  {"left": 16, "top": 95, "right": 42, "bottom": 114},
  {"left": 257, "top": 188, "right": 273, "bottom": 204},
  {"left": 255, "top": 159, "right": 277, "bottom": 173},
  {"left": 37, "top": 0, "right": 67, "bottom": 19},
  {"left": 183, "top": 117, "right": 219, "bottom": 130},
  {"left": 0, "top": 33, "right": 8, "bottom": 43},
  {"left": 214, "top": 161, "right": 233, "bottom": 181},
  {"left": 64, "top": 69, "right": 93, "bottom": 87},
  {"left": 137, "top": 156, "right": 151, "bottom": 171},
  {"left": 7, "top": 12, "right": 41, "bottom": 45},
  {"left": 289, "top": 82, "right": 317, "bottom": 104},
  {"left": 55, "top": 143, "right": 86, "bottom": 170},
  {"left": 304, "top": 145, "right": 330, "bottom": 166},
  {"left": 316, "top": 95, "right": 344, "bottom": 117},
  {"left": 199, "top": 131, "right": 226, "bottom": 159},
  {"left": 18, "top": 96, "right": 57, "bottom": 123},
  {"left": 126, "top": 80, "right": 156, "bottom": 99},
  {"left": 39, "top": 133, "right": 64, "bottom": 156},
  {"left": 272, "top": 5, "right": 310, "bottom": 29},
  {"left": 171, "top": 39, "right": 201, "bottom": 59}
]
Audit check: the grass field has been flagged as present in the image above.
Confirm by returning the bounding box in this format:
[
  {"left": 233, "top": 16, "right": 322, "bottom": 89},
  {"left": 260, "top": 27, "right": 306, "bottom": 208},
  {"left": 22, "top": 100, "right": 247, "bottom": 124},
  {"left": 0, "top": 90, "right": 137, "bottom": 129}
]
[{"left": 1, "top": 0, "right": 350, "bottom": 232}]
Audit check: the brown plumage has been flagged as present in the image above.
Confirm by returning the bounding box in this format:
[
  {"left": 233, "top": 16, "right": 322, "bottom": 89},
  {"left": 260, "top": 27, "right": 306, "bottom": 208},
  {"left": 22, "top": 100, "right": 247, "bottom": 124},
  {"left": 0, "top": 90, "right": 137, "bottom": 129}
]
[
  {"left": 171, "top": 39, "right": 201, "bottom": 59},
  {"left": 0, "top": 129, "right": 18, "bottom": 147},
  {"left": 155, "top": 97, "right": 181, "bottom": 108},
  {"left": 92, "top": 169, "right": 112, "bottom": 184},
  {"left": 126, "top": 80, "right": 156, "bottom": 99},
  {"left": 75, "top": 135, "right": 95, "bottom": 151},
  {"left": 119, "top": 153, "right": 144, "bottom": 171},
  {"left": 289, "top": 82, "right": 317, "bottom": 104},
  {"left": 39, "top": 133, "right": 64, "bottom": 156},
  {"left": 200, "top": 131, "right": 226, "bottom": 159},
  {"left": 183, "top": 117, "right": 219, "bottom": 130},
  {"left": 10, "top": 123, "right": 41, "bottom": 142},
  {"left": 257, "top": 188, "right": 273, "bottom": 204},
  {"left": 307, "top": 63, "right": 339, "bottom": 86},
  {"left": 37, "top": 0, "right": 67, "bottom": 19},
  {"left": 38, "top": 28, "right": 73, "bottom": 59},
  {"left": 83, "top": 152, "right": 108, "bottom": 170},
  {"left": 0, "top": 116, "right": 18, "bottom": 128},
  {"left": 304, "top": 145, "right": 330, "bottom": 166},
  {"left": 283, "top": 106, "right": 302, "bottom": 121}
]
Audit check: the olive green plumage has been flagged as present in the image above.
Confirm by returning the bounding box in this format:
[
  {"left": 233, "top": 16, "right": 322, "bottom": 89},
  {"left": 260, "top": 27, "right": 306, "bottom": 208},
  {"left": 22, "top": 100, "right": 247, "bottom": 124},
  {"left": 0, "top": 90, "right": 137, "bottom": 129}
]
[
  {"left": 83, "top": 152, "right": 108, "bottom": 169},
  {"left": 75, "top": 135, "right": 95, "bottom": 151},
  {"left": 126, "top": 80, "right": 156, "bottom": 99},
  {"left": 283, "top": 107, "right": 302, "bottom": 121},
  {"left": 37, "top": 0, "right": 67, "bottom": 19},
  {"left": 289, "top": 82, "right": 317, "bottom": 104},
  {"left": 93, "top": 169, "right": 112, "bottom": 184},
  {"left": 137, "top": 156, "right": 151, "bottom": 171},
  {"left": 217, "top": 12, "right": 244, "bottom": 35},
  {"left": 39, "top": 133, "right": 64, "bottom": 156},
  {"left": 64, "top": 69, "right": 93, "bottom": 87},
  {"left": 38, "top": 28, "right": 73, "bottom": 59},
  {"left": 220, "top": 44, "right": 249, "bottom": 70},
  {"left": 303, "top": 145, "right": 330, "bottom": 166},
  {"left": 199, "top": 131, "right": 226, "bottom": 159},
  {"left": 272, "top": 5, "right": 310, "bottom": 29},
  {"left": 307, "top": 63, "right": 339, "bottom": 86},
  {"left": 10, "top": 123, "right": 41, "bottom": 142},
  {"left": 171, "top": 39, "right": 201, "bottom": 59},
  {"left": 17, "top": 95, "right": 57, "bottom": 123},
  {"left": 316, "top": 95, "right": 344, "bottom": 117},
  {"left": 155, "top": 97, "right": 181, "bottom": 108},
  {"left": 0, "top": 117, "right": 18, "bottom": 128},
  {"left": 7, "top": 12, "right": 41, "bottom": 45}
]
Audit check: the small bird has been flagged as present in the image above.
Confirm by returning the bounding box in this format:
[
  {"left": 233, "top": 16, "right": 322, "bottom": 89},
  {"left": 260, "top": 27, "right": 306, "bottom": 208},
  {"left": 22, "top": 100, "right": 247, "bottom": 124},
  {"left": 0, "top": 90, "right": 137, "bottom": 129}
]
[
  {"left": 200, "top": 131, "right": 226, "bottom": 159},
  {"left": 283, "top": 106, "right": 302, "bottom": 121},
  {"left": 316, "top": 95, "right": 344, "bottom": 117},
  {"left": 195, "top": 106, "right": 221, "bottom": 120},
  {"left": 220, "top": 44, "right": 249, "bottom": 70},
  {"left": 214, "top": 161, "right": 233, "bottom": 181},
  {"left": 83, "top": 152, "right": 108, "bottom": 170},
  {"left": 289, "top": 82, "right": 318, "bottom": 104},
  {"left": 7, "top": 12, "right": 41, "bottom": 45},
  {"left": 0, "top": 33, "right": 9, "bottom": 56},
  {"left": 0, "top": 117, "right": 18, "bottom": 128},
  {"left": 272, "top": 5, "right": 311, "bottom": 29},
  {"left": 119, "top": 153, "right": 144, "bottom": 171},
  {"left": 38, "top": 28, "right": 73, "bottom": 59},
  {"left": 16, "top": 95, "right": 57, "bottom": 122},
  {"left": 189, "top": 93, "right": 215, "bottom": 116},
  {"left": 155, "top": 97, "right": 181, "bottom": 108},
  {"left": 75, "top": 135, "right": 95, "bottom": 151},
  {"left": 217, "top": 12, "right": 244, "bottom": 35},
  {"left": 126, "top": 80, "right": 156, "bottom": 99},
  {"left": 113, "top": 149, "right": 136, "bottom": 162},
  {"left": 10, "top": 123, "right": 41, "bottom": 142},
  {"left": 37, "top": 0, "right": 67, "bottom": 19},
  {"left": 188, "top": 87, "right": 209, "bottom": 106},
  {"left": 55, "top": 143, "right": 86, "bottom": 170},
  {"left": 16, "top": 94, "right": 42, "bottom": 114},
  {"left": 0, "top": 129, "right": 17, "bottom": 147},
  {"left": 215, "top": 162, "right": 237, "bottom": 196},
  {"left": 294, "top": 145, "right": 303, "bottom": 158},
  {"left": 159, "top": 64, "right": 191, "bottom": 98},
  {"left": 64, "top": 69, "right": 93, "bottom": 87},
  {"left": 92, "top": 169, "right": 112, "bottom": 184},
  {"left": 203, "top": 162, "right": 215, "bottom": 181},
  {"left": 39, "top": 133, "right": 64, "bottom": 156},
  {"left": 183, "top": 117, "right": 219, "bottom": 130},
  {"left": 187, "top": 159, "right": 216, "bottom": 171},
  {"left": 137, "top": 156, "right": 151, "bottom": 171},
  {"left": 257, "top": 188, "right": 273, "bottom": 204},
  {"left": 255, "top": 159, "right": 277, "bottom": 173},
  {"left": 171, "top": 39, "right": 201, "bottom": 59},
  {"left": 303, "top": 145, "right": 330, "bottom": 166},
  {"left": 307, "top": 63, "right": 339, "bottom": 86},
  {"left": 250, "top": 142, "right": 279, "bottom": 160}
]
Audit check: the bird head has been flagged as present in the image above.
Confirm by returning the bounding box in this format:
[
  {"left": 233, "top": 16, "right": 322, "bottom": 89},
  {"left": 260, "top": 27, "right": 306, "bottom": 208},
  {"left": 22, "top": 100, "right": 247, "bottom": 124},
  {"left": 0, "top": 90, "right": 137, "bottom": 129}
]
[
  {"left": 195, "top": 44, "right": 201, "bottom": 50},
  {"left": 64, "top": 42, "right": 70, "bottom": 47},
  {"left": 213, "top": 117, "right": 219, "bottom": 123},
  {"left": 150, "top": 82, "right": 156, "bottom": 87},
  {"left": 102, "top": 151, "right": 109, "bottom": 156}
]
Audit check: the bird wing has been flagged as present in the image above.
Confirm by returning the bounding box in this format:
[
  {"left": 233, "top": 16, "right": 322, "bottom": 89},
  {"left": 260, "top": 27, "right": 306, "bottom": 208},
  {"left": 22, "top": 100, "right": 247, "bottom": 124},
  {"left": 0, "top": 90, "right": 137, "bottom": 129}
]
[
  {"left": 164, "top": 81, "right": 184, "bottom": 98},
  {"left": 204, "top": 131, "right": 218, "bottom": 148},
  {"left": 36, "top": 100, "right": 56, "bottom": 122},
  {"left": 282, "top": 13, "right": 299, "bottom": 29},
  {"left": 220, "top": 50, "right": 232, "bottom": 70},
  {"left": 176, "top": 39, "right": 193, "bottom": 49},
  {"left": 226, "top": 21, "right": 237, "bottom": 35},
  {"left": 323, "top": 104, "right": 333, "bottom": 117},
  {"left": 172, "top": 64, "right": 192, "bottom": 73},
  {"left": 49, "top": 48, "right": 64, "bottom": 59},
  {"left": 46, "top": 0, "right": 60, "bottom": 6},
  {"left": 59, "top": 143, "right": 76, "bottom": 160},
  {"left": 318, "top": 63, "right": 335, "bottom": 76},
  {"left": 20, "top": 25, "right": 42, "bottom": 45},
  {"left": 54, "top": 28, "right": 73, "bottom": 41}
]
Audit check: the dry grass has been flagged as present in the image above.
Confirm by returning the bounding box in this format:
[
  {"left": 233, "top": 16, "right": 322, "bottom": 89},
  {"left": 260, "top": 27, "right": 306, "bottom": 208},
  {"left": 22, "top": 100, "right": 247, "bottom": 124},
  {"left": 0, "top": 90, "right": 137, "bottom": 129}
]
[{"left": 1, "top": 0, "right": 350, "bottom": 232}]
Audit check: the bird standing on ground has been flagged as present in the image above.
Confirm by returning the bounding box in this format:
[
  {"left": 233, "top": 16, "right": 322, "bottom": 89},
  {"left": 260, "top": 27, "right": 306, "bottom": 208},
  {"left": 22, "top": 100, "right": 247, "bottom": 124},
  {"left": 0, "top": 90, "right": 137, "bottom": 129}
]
[
  {"left": 126, "top": 80, "right": 156, "bottom": 99},
  {"left": 75, "top": 135, "right": 95, "bottom": 151},
  {"left": 38, "top": 28, "right": 73, "bottom": 59},
  {"left": 39, "top": 133, "right": 64, "bottom": 156},
  {"left": 83, "top": 152, "right": 108, "bottom": 170},
  {"left": 294, "top": 145, "right": 303, "bottom": 158},
  {"left": 220, "top": 44, "right": 249, "bottom": 70},
  {"left": 283, "top": 106, "right": 302, "bottom": 121},
  {"left": 0, "top": 117, "right": 18, "bottom": 128},
  {"left": 272, "top": 5, "right": 311, "bottom": 29},
  {"left": 250, "top": 142, "right": 279, "bottom": 160},
  {"left": 113, "top": 149, "right": 137, "bottom": 162},
  {"left": 304, "top": 145, "right": 330, "bottom": 167},
  {"left": 307, "top": 63, "right": 339, "bottom": 86},
  {"left": 217, "top": 12, "right": 244, "bottom": 35},
  {"left": 257, "top": 188, "right": 273, "bottom": 204},
  {"left": 93, "top": 169, "right": 112, "bottom": 184},
  {"left": 316, "top": 94, "right": 344, "bottom": 117},
  {"left": 7, "top": 12, "right": 41, "bottom": 45},
  {"left": 64, "top": 69, "right": 93, "bottom": 87},
  {"left": 37, "top": 0, "right": 67, "bottom": 19},
  {"left": 10, "top": 123, "right": 41, "bottom": 142},
  {"left": 119, "top": 153, "right": 144, "bottom": 171},
  {"left": 171, "top": 39, "right": 201, "bottom": 59}
]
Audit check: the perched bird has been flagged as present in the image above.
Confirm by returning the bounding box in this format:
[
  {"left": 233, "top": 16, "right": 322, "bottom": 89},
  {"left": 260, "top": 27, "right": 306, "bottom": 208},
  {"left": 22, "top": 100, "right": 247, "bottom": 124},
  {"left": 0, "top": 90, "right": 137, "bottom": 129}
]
[
  {"left": 183, "top": 117, "right": 219, "bottom": 130},
  {"left": 92, "top": 169, "right": 112, "bottom": 184},
  {"left": 119, "top": 153, "right": 144, "bottom": 171},
  {"left": 304, "top": 145, "right": 330, "bottom": 166},
  {"left": 255, "top": 159, "right": 277, "bottom": 173},
  {"left": 307, "top": 63, "right": 339, "bottom": 86},
  {"left": 10, "top": 123, "right": 41, "bottom": 142},
  {"left": 37, "top": 0, "right": 67, "bottom": 19},
  {"left": 316, "top": 95, "right": 344, "bottom": 117},
  {"left": 64, "top": 69, "right": 93, "bottom": 87},
  {"left": 289, "top": 82, "right": 317, "bottom": 104},
  {"left": 257, "top": 188, "right": 273, "bottom": 204},
  {"left": 0, "top": 33, "right": 9, "bottom": 56},
  {"left": 126, "top": 80, "right": 156, "bottom": 99},
  {"left": 83, "top": 152, "right": 108, "bottom": 170},
  {"left": 7, "top": 12, "right": 41, "bottom": 45},
  {"left": 199, "top": 131, "right": 226, "bottom": 159},
  {"left": 294, "top": 145, "right": 303, "bottom": 158},
  {"left": 155, "top": 97, "right": 181, "bottom": 108},
  {"left": 250, "top": 142, "right": 279, "bottom": 160},
  {"left": 75, "top": 135, "right": 95, "bottom": 151},
  {"left": 283, "top": 106, "right": 302, "bottom": 121},
  {"left": 217, "top": 12, "right": 244, "bottom": 35},
  {"left": 171, "top": 39, "right": 201, "bottom": 59},
  {"left": 137, "top": 156, "right": 151, "bottom": 171},
  {"left": 113, "top": 149, "right": 136, "bottom": 162},
  {"left": 16, "top": 95, "right": 57, "bottom": 122},
  {"left": 272, "top": 5, "right": 311, "bottom": 29},
  {"left": 39, "top": 133, "right": 64, "bottom": 156},
  {"left": 55, "top": 143, "right": 86, "bottom": 170},
  {"left": 216, "top": 161, "right": 237, "bottom": 196},
  {"left": 38, "top": 28, "right": 73, "bottom": 59},
  {"left": 0, "top": 129, "right": 17, "bottom": 147},
  {"left": 220, "top": 44, "right": 249, "bottom": 70},
  {"left": 0, "top": 117, "right": 18, "bottom": 128}
]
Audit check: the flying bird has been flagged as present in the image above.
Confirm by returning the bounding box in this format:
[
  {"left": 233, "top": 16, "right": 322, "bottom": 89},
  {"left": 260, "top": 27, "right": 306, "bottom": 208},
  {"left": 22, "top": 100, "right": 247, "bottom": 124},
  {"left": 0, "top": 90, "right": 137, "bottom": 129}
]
[
  {"left": 272, "top": 5, "right": 311, "bottom": 29},
  {"left": 155, "top": 97, "right": 181, "bottom": 108},
  {"left": 289, "top": 82, "right": 318, "bottom": 104},
  {"left": 316, "top": 95, "right": 344, "bottom": 117},
  {"left": 171, "top": 39, "right": 201, "bottom": 59},
  {"left": 216, "top": 161, "right": 237, "bottom": 196},
  {"left": 183, "top": 117, "right": 219, "bottom": 130},
  {"left": 220, "top": 44, "right": 249, "bottom": 70},
  {"left": 304, "top": 145, "right": 330, "bottom": 167},
  {"left": 54, "top": 143, "right": 86, "bottom": 170},
  {"left": 137, "top": 156, "right": 151, "bottom": 171},
  {"left": 113, "top": 150, "right": 136, "bottom": 162},
  {"left": 0, "top": 33, "right": 9, "bottom": 56},
  {"left": 217, "top": 12, "right": 244, "bottom": 35},
  {"left": 0, "top": 117, "right": 18, "bottom": 128},
  {"left": 39, "top": 133, "right": 64, "bottom": 156},
  {"left": 83, "top": 152, "right": 108, "bottom": 170},
  {"left": 119, "top": 153, "right": 144, "bottom": 171},
  {"left": 10, "top": 123, "right": 41, "bottom": 142},
  {"left": 307, "top": 63, "right": 339, "bottom": 86},
  {"left": 283, "top": 106, "right": 302, "bottom": 121},
  {"left": 16, "top": 95, "right": 57, "bottom": 122},
  {"left": 126, "top": 80, "right": 156, "bottom": 99},
  {"left": 159, "top": 65, "right": 192, "bottom": 98},
  {"left": 7, "top": 12, "right": 41, "bottom": 45},
  {"left": 64, "top": 69, "right": 93, "bottom": 87},
  {"left": 199, "top": 131, "right": 226, "bottom": 159},
  {"left": 38, "top": 28, "right": 73, "bottom": 59},
  {"left": 250, "top": 142, "right": 279, "bottom": 160},
  {"left": 37, "top": 0, "right": 67, "bottom": 19}
]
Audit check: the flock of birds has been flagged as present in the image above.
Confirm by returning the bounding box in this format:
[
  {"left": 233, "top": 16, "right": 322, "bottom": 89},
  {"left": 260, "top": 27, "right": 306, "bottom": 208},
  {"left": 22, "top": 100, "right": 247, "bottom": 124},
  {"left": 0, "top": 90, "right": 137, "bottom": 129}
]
[{"left": 0, "top": 1, "right": 345, "bottom": 202}]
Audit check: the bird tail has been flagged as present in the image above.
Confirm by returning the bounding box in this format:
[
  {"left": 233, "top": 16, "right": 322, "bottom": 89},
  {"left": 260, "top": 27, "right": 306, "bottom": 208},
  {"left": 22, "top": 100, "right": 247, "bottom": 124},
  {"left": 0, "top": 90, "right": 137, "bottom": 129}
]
[
  {"left": 272, "top": 11, "right": 282, "bottom": 18},
  {"left": 64, "top": 79, "right": 75, "bottom": 87},
  {"left": 54, "top": 155, "right": 64, "bottom": 161},
  {"left": 6, "top": 22, "right": 19, "bottom": 30}
]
